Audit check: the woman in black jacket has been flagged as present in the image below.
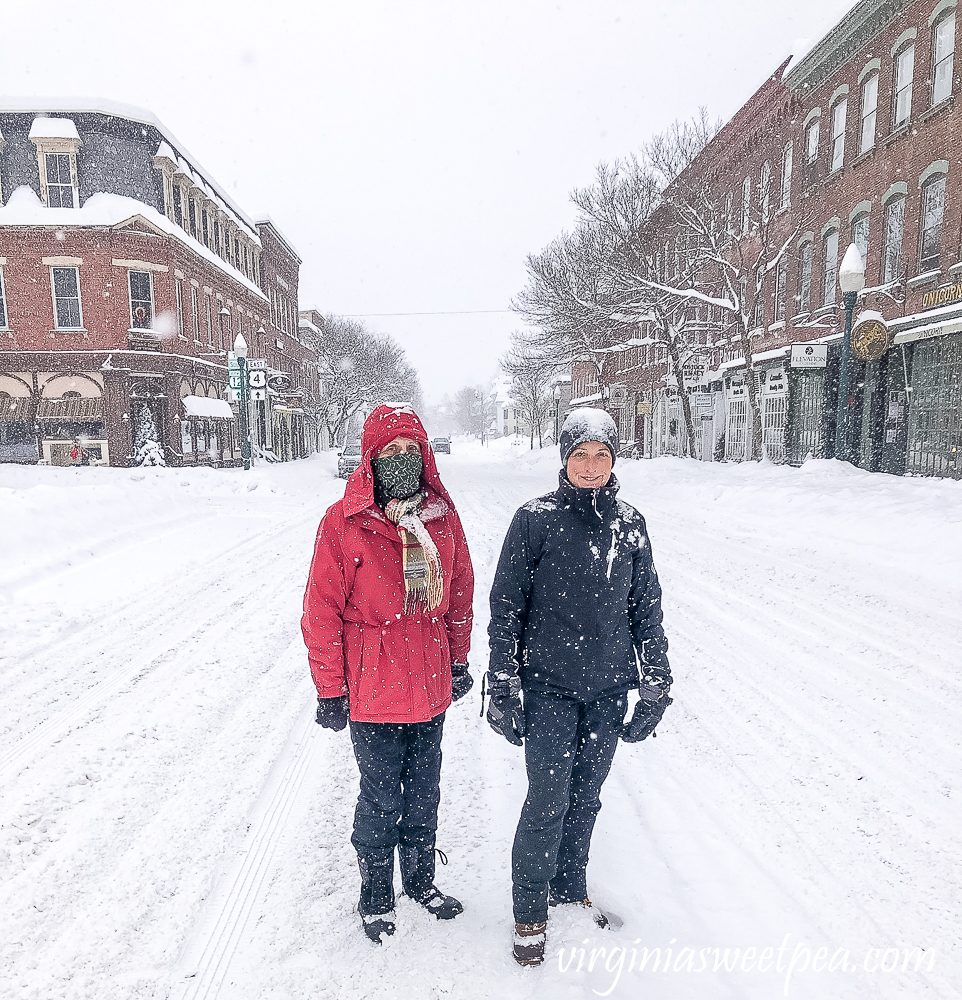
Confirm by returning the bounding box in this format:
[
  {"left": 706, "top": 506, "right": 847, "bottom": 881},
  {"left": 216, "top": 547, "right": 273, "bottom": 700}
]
[{"left": 486, "top": 408, "right": 672, "bottom": 967}]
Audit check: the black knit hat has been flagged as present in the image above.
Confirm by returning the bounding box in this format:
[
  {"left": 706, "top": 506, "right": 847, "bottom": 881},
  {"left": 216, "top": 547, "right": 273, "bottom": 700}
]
[{"left": 559, "top": 407, "right": 619, "bottom": 467}]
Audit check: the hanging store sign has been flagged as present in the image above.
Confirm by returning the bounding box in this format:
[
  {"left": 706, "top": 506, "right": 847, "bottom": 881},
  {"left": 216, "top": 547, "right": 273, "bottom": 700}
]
[
  {"left": 636, "top": 401, "right": 652, "bottom": 415},
  {"left": 790, "top": 343, "right": 828, "bottom": 368},
  {"left": 851, "top": 313, "right": 890, "bottom": 361},
  {"left": 268, "top": 374, "right": 293, "bottom": 393},
  {"left": 764, "top": 368, "right": 787, "bottom": 395}
]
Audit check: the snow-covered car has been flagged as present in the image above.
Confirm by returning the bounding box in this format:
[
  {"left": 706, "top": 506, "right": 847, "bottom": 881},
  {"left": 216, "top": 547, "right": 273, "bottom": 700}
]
[
  {"left": 337, "top": 443, "right": 362, "bottom": 478},
  {"left": 432, "top": 437, "right": 451, "bottom": 454}
]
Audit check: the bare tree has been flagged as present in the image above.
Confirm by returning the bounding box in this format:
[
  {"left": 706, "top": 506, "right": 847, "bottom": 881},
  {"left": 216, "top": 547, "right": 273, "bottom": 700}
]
[
  {"left": 301, "top": 314, "right": 423, "bottom": 448},
  {"left": 500, "top": 331, "right": 558, "bottom": 449}
]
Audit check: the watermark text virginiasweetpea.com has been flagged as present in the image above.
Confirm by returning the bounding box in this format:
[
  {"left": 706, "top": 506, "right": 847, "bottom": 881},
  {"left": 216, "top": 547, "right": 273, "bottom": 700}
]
[{"left": 556, "top": 934, "right": 937, "bottom": 997}]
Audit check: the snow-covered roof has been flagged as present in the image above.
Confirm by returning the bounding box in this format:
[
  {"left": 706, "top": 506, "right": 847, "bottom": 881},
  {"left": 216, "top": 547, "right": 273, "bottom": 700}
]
[
  {"left": 0, "top": 185, "right": 268, "bottom": 303},
  {"left": 0, "top": 97, "right": 259, "bottom": 240},
  {"left": 28, "top": 116, "right": 80, "bottom": 141},
  {"left": 253, "top": 215, "right": 302, "bottom": 264}
]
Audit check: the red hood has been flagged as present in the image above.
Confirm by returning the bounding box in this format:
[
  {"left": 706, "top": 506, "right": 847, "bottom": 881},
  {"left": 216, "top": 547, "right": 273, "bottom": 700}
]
[{"left": 343, "top": 404, "right": 453, "bottom": 517}]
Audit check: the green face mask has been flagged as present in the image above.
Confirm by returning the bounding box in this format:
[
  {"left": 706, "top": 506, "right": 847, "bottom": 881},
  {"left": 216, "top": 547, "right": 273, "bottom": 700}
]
[{"left": 372, "top": 452, "right": 423, "bottom": 504}]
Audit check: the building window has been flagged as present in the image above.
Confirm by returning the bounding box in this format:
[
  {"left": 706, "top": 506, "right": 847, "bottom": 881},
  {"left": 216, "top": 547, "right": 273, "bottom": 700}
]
[
  {"left": 188, "top": 198, "right": 197, "bottom": 240},
  {"left": 191, "top": 285, "right": 200, "bottom": 340},
  {"left": 206, "top": 293, "right": 214, "bottom": 346},
  {"left": 0, "top": 267, "right": 7, "bottom": 328},
  {"left": 852, "top": 213, "right": 870, "bottom": 273},
  {"left": 830, "top": 100, "right": 847, "bottom": 171},
  {"left": 806, "top": 119, "right": 820, "bottom": 164},
  {"left": 128, "top": 270, "right": 154, "bottom": 330},
  {"left": 823, "top": 230, "right": 840, "bottom": 306},
  {"left": 741, "top": 175, "right": 751, "bottom": 234},
  {"left": 799, "top": 242, "right": 813, "bottom": 313},
  {"left": 725, "top": 191, "right": 733, "bottom": 236},
  {"left": 919, "top": 175, "right": 947, "bottom": 271},
  {"left": 860, "top": 73, "right": 879, "bottom": 153},
  {"left": 173, "top": 186, "right": 183, "bottom": 227},
  {"left": 779, "top": 142, "right": 793, "bottom": 209},
  {"left": 202, "top": 210, "right": 210, "bottom": 248},
  {"left": 45, "top": 153, "right": 76, "bottom": 208},
  {"left": 774, "top": 257, "right": 787, "bottom": 322},
  {"left": 51, "top": 266, "right": 82, "bottom": 329},
  {"left": 884, "top": 196, "right": 906, "bottom": 282},
  {"left": 175, "top": 279, "right": 185, "bottom": 337},
  {"left": 894, "top": 44, "right": 915, "bottom": 126},
  {"left": 932, "top": 11, "right": 956, "bottom": 106},
  {"left": 760, "top": 161, "right": 771, "bottom": 225}
]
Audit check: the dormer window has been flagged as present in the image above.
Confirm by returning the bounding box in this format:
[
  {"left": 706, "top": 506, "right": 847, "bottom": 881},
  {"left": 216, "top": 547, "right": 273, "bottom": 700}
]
[{"left": 30, "top": 117, "right": 81, "bottom": 209}]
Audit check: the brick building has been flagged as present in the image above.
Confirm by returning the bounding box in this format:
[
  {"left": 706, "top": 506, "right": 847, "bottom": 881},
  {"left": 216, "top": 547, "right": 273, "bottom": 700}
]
[
  {"left": 0, "top": 99, "right": 315, "bottom": 467},
  {"left": 598, "top": 0, "right": 962, "bottom": 477}
]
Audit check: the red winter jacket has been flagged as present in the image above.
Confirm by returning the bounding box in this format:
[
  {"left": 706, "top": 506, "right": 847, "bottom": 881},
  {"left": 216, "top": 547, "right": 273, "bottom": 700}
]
[{"left": 301, "top": 405, "right": 474, "bottom": 723}]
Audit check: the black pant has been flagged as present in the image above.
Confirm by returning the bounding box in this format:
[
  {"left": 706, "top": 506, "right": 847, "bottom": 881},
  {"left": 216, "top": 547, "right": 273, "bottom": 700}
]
[
  {"left": 349, "top": 713, "right": 445, "bottom": 861},
  {"left": 512, "top": 690, "right": 627, "bottom": 923}
]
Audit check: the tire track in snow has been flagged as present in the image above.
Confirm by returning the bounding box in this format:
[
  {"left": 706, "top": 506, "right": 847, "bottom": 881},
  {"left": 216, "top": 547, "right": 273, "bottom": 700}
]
[
  {"left": 0, "top": 510, "right": 317, "bottom": 783},
  {"left": 165, "top": 695, "right": 322, "bottom": 1000}
]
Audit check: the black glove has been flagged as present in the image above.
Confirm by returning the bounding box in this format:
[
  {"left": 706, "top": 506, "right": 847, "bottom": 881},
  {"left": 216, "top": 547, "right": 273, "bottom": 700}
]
[
  {"left": 451, "top": 661, "right": 474, "bottom": 702},
  {"left": 622, "top": 687, "right": 672, "bottom": 743},
  {"left": 484, "top": 669, "right": 525, "bottom": 746},
  {"left": 315, "top": 695, "right": 349, "bottom": 731}
]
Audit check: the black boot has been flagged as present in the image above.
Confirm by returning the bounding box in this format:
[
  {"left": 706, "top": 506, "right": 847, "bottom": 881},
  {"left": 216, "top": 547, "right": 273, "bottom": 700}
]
[
  {"left": 358, "top": 852, "right": 396, "bottom": 943},
  {"left": 399, "top": 845, "right": 463, "bottom": 920}
]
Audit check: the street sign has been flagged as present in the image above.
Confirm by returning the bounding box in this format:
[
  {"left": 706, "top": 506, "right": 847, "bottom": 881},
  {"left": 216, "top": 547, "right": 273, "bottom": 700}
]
[
  {"left": 228, "top": 373, "right": 242, "bottom": 390},
  {"left": 248, "top": 358, "right": 267, "bottom": 370},
  {"left": 250, "top": 388, "right": 267, "bottom": 401},
  {"left": 228, "top": 388, "right": 241, "bottom": 402},
  {"left": 249, "top": 369, "right": 267, "bottom": 390},
  {"left": 791, "top": 343, "right": 828, "bottom": 368}
]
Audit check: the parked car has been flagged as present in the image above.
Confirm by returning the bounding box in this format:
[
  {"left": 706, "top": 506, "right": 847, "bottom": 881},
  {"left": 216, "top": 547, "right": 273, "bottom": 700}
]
[
  {"left": 432, "top": 437, "right": 451, "bottom": 454},
  {"left": 337, "top": 442, "right": 363, "bottom": 478}
]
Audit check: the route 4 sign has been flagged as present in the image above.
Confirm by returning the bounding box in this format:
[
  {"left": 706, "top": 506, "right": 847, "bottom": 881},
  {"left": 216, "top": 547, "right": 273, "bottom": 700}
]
[{"left": 248, "top": 369, "right": 267, "bottom": 390}]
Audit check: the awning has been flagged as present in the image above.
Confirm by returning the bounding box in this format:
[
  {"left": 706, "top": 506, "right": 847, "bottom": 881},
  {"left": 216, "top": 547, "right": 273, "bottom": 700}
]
[
  {"left": 182, "top": 395, "right": 234, "bottom": 419},
  {"left": 893, "top": 317, "right": 962, "bottom": 345},
  {"left": 37, "top": 397, "right": 103, "bottom": 420},
  {"left": 0, "top": 397, "right": 31, "bottom": 422}
]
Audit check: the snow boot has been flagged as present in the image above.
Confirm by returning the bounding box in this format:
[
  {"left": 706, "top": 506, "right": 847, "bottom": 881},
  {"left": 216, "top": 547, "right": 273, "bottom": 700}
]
[
  {"left": 358, "top": 853, "right": 396, "bottom": 944},
  {"left": 513, "top": 921, "right": 547, "bottom": 967},
  {"left": 398, "top": 845, "right": 463, "bottom": 920},
  {"left": 549, "top": 894, "right": 610, "bottom": 929}
]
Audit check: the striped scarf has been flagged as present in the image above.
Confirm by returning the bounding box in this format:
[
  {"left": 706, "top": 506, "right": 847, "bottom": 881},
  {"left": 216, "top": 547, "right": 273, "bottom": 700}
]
[{"left": 384, "top": 494, "right": 444, "bottom": 613}]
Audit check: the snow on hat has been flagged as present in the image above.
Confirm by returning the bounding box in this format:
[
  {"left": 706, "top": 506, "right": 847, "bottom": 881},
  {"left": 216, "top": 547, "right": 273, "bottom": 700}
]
[{"left": 559, "top": 407, "right": 619, "bottom": 467}]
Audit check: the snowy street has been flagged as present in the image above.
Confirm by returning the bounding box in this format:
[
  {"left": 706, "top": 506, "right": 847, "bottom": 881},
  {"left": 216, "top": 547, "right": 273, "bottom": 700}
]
[{"left": 1, "top": 446, "right": 960, "bottom": 1000}]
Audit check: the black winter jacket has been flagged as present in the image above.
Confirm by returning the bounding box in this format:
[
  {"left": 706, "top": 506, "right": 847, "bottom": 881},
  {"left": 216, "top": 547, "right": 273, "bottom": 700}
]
[{"left": 488, "top": 472, "right": 670, "bottom": 703}]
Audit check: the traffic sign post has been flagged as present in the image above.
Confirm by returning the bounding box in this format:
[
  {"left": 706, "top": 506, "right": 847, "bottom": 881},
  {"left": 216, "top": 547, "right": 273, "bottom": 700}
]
[{"left": 232, "top": 338, "right": 252, "bottom": 470}]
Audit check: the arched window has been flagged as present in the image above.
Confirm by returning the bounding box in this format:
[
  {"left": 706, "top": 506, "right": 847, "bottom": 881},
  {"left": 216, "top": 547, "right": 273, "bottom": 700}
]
[
  {"left": 823, "top": 229, "right": 840, "bottom": 306},
  {"left": 760, "top": 161, "right": 771, "bottom": 225},
  {"left": 932, "top": 9, "right": 956, "bottom": 105},
  {"left": 798, "top": 239, "right": 814, "bottom": 313},
  {"left": 884, "top": 193, "right": 907, "bottom": 283},
  {"left": 919, "top": 173, "right": 947, "bottom": 271},
  {"left": 830, "top": 99, "right": 848, "bottom": 172},
  {"left": 780, "top": 141, "right": 793, "bottom": 208},
  {"left": 851, "top": 212, "right": 870, "bottom": 272},
  {"left": 860, "top": 73, "right": 879, "bottom": 153},
  {"left": 894, "top": 43, "right": 915, "bottom": 126}
]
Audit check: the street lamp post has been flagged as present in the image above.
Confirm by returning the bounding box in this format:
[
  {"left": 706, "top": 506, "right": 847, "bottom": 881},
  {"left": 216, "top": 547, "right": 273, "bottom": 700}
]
[
  {"left": 234, "top": 332, "right": 252, "bottom": 471},
  {"left": 834, "top": 244, "right": 866, "bottom": 464}
]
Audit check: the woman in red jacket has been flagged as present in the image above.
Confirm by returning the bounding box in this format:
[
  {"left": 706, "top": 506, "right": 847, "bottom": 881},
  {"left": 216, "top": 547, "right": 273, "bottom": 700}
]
[{"left": 302, "top": 404, "right": 475, "bottom": 943}]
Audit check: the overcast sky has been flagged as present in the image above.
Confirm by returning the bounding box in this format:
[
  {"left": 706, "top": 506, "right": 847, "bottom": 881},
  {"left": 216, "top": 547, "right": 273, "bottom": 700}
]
[{"left": 5, "top": 0, "right": 854, "bottom": 402}]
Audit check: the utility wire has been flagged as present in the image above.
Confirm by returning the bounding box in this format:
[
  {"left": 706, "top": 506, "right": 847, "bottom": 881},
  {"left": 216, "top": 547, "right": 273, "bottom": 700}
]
[{"left": 340, "top": 309, "right": 512, "bottom": 318}]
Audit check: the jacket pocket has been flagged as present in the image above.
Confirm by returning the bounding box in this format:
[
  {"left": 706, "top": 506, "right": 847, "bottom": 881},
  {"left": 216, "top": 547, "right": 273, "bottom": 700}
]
[{"left": 355, "top": 627, "right": 386, "bottom": 714}]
